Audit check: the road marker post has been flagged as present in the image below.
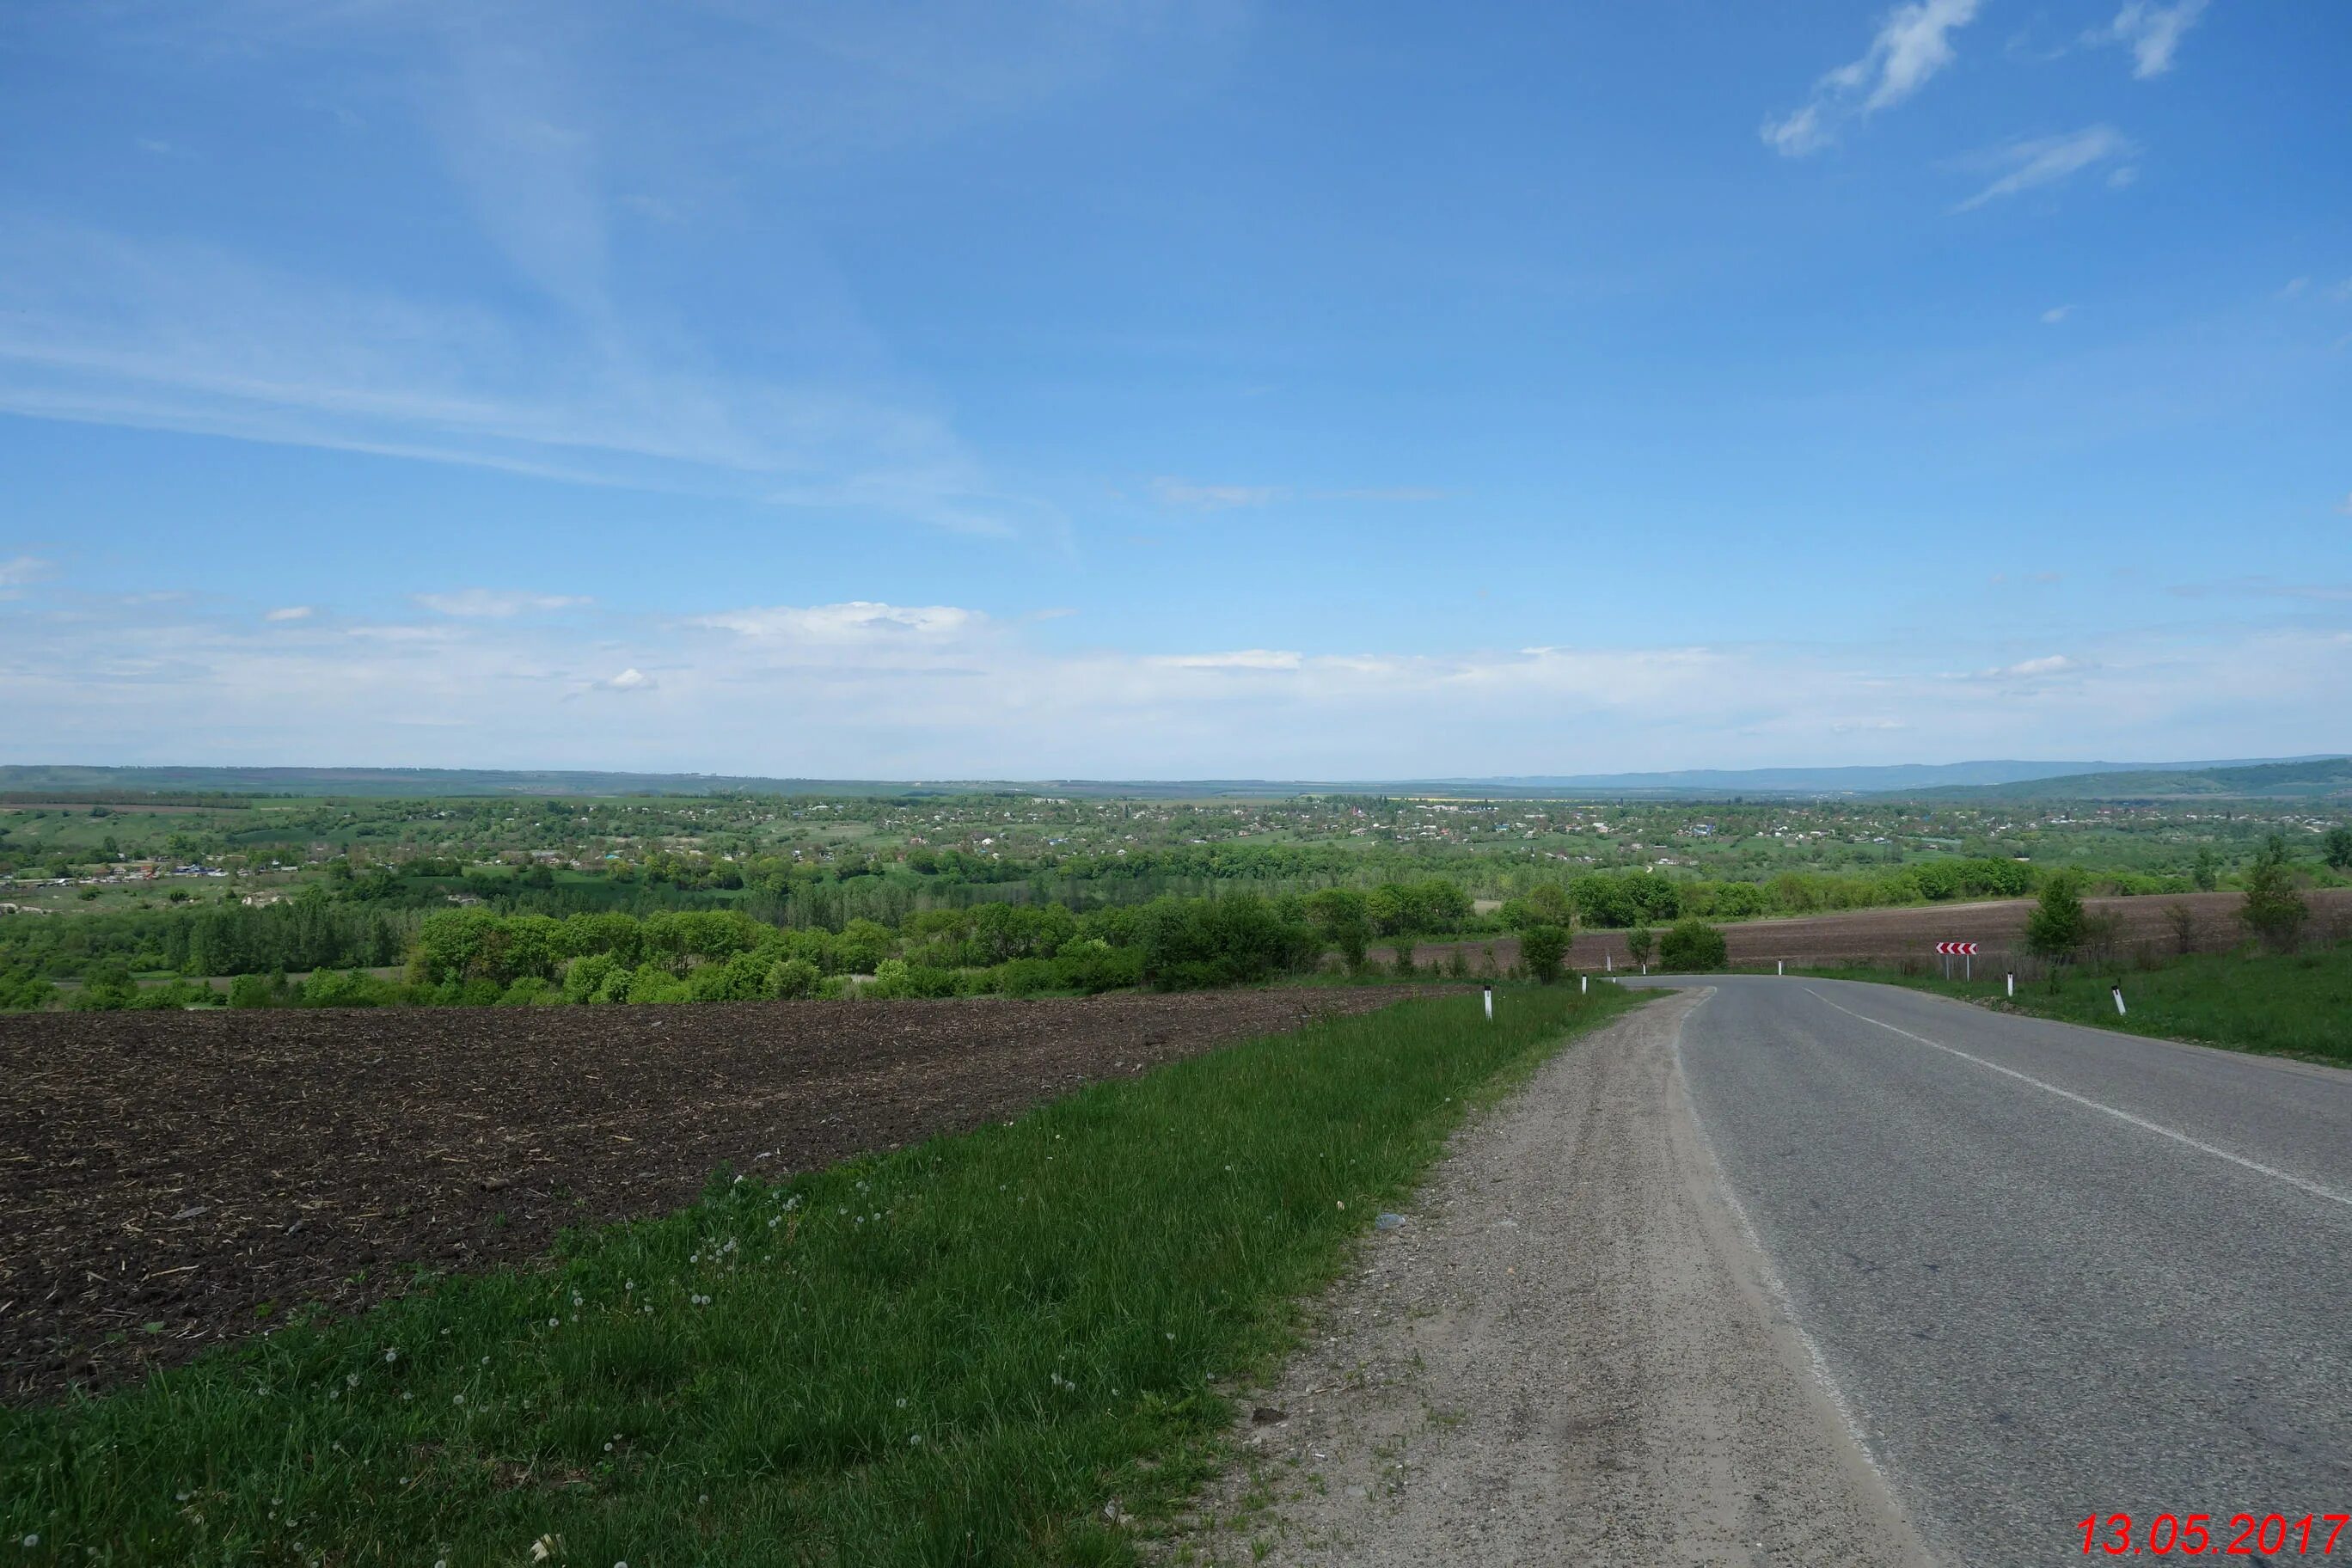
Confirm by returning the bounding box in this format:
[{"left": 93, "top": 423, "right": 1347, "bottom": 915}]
[
  {"left": 2111, "top": 985, "right": 2127, "bottom": 1017},
  {"left": 1777, "top": 959, "right": 1784, "bottom": 977},
  {"left": 2006, "top": 971, "right": 2015, "bottom": 998},
  {"left": 1483, "top": 984, "right": 1493, "bottom": 1021},
  {"left": 1580, "top": 974, "right": 1588, "bottom": 994}
]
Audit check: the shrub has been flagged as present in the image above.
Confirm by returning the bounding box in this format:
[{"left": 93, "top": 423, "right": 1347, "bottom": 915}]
[
  {"left": 1626, "top": 926, "right": 1657, "bottom": 969},
  {"left": 1519, "top": 924, "right": 1567, "bottom": 984},
  {"left": 1658, "top": 918, "right": 1728, "bottom": 971},
  {"left": 2025, "top": 872, "right": 2088, "bottom": 966},
  {"left": 227, "top": 973, "right": 277, "bottom": 1009},
  {"left": 767, "top": 957, "right": 822, "bottom": 1000},
  {"left": 2239, "top": 836, "right": 2310, "bottom": 953}
]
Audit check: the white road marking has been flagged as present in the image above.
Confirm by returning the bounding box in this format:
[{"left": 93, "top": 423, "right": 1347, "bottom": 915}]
[{"left": 1804, "top": 986, "right": 2352, "bottom": 1211}]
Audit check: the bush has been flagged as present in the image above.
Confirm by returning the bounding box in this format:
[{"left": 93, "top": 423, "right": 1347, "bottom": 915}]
[
  {"left": 227, "top": 973, "right": 278, "bottom": 1009},
  {"left": 2239, "top": 836, "right": 2310, "bottom": 953},
  {"left": 1519, "top": 925, "right": 1567, "bottom": 984},
  {"left": 1658, "top": 918, "right": 1728, "bottom": 971},
  {"left": 2024, "top": 872, "right": 2088, "bottom": 966}
]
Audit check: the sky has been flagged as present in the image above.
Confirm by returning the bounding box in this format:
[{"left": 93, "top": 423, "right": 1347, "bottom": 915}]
[{"left": 1, "top": 0, "right": 2347, "bottom": 779}]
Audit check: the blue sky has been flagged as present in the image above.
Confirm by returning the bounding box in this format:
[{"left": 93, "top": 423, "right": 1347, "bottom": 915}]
[{"left": 2, "top": 0, "right": 2346, "bottom": 777}]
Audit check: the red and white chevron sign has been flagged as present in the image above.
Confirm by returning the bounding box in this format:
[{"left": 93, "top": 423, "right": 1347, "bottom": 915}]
[{"left": 1936, "top": 941, "right": 1979, "bottom": 956}]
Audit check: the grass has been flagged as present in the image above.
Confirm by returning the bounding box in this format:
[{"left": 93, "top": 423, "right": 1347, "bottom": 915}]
[
  {"left": 0, "top": 983, "right": 1642, "bottom": 1565},
  {"left": 1798, "top": 940, "right": 2352, "bottom": 1065}
]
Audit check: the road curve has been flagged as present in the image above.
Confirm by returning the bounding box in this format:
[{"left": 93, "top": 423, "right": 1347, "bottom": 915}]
[{"left": 1626, "top": 975, "right": 2352, "bottom": 1565}]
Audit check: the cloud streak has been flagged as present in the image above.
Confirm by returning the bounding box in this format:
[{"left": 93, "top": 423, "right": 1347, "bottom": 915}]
[
  {"left": 1763, "top": 0, "right": 1981, "bottom": 156},
  {"left": 5, "top": 591, "right": 2347, "bottom": 778},
  {"left": 1952, "top": 126, "right": 2133, "bottom": 211},
  {"left": 2090, "top": 0, "right": 2208, "bottom": 78}
]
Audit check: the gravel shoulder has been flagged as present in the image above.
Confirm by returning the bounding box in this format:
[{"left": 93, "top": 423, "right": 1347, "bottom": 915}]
[{"left": 1160, "top": 987, "right": 1940, "bottom": 1567}]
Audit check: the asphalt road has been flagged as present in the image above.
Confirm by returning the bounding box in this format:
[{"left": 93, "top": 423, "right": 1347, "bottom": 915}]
[{"left": 1627, "top": 976, "right": 2352, "bottom": 1565}]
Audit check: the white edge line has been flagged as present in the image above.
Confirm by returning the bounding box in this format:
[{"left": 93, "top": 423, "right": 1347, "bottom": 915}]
[{"left": 1804, "top": 985, "right": 2352, "bottom": 1211}]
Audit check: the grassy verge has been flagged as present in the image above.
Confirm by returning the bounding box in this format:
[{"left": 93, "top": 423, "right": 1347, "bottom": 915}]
[
  {"left": 1797, "top": 942, "right": 2351, "bottom": 1065},
  {"left": 2, "top": 983, "right": 1641, "bottom": 1565}
]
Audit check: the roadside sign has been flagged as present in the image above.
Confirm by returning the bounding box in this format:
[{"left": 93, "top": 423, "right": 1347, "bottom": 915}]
[
  {"left": 1934, "top": 942, "right": 1979, "bottom": 955},
  {"left": 1936, "top": 940, "right": 1979, "bottom": 978}
]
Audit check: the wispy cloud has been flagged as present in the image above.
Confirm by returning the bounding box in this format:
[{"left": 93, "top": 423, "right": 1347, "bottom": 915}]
[
  {"left": 416, "top": 589, "right": 592, "bottom": 618},
  {"left": 2087, "top": 0, "right": 2208, "bottom": 78},
  {"left": 1951, "top": 126, "right": 2133, "bottom": 211},
  {"left": 264, "top": 605, "right": 313, "bottom": 622},
  {"left": 1148, "top": 478, "right": 1449, "bottom": 511},
  {"left": 2041, "top": 304, "right": 2074, "bottom": 324},
  {"left": 1151, "top": 478, "right": 1285, "bottom": 511},
  {"left": 1762, "top": 0, "right": 1981, "bottom": 156},
  {"left": 0, "top": 554, "right": 54, "bottom": 591},
  {"left": 2170, "top": 578, "right": 2352, "bottom": 603},
  {"left": 694, "top": 601, "right": 982, "bottom": 644},
  {"left": 1971, "top": 653, "right": 2080, "bottom": 679},
  {"left": 7, "top": 592, "right": 2349, "bottom": 775}
]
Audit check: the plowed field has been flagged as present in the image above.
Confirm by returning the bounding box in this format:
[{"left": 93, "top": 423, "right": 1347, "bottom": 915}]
[{"left": 1, "top": 988, "right": 1437, "bottom": 1401}]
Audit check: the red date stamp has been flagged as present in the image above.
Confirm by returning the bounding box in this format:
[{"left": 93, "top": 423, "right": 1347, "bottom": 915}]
[{"left": 2079, "top": 1513, "right": 2349, "bottom": 1556}]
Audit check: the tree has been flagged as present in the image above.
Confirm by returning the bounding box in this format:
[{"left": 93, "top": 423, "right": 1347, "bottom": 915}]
[
  {"left": 2190, "top": 846, "right": 2220, "bottom": 893},
  {"left": 1305, "top": 887, "right": 1371, "bottom": 973},
  {"left": 1520, "top": 925, "right": 1567, "bottom": 984},
  {"left": 1659, "top": 918, "right": 1729, "bottom": 971},
  {"left": 2024, "top": 871, "right": 2087, "bottom": 967},
  {"left": 2325, "top": 826, "right": 2352, "bottom": 873},
  {"left": 1626, "top": 926, "right": 1657, "bottom": 969},
  {"left": 2239, "top": 835, "right": 2309, "bottom": 953}
]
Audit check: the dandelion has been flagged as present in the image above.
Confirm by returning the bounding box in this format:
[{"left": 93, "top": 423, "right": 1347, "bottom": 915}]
[
  {"left": 548, "top": 1317, "right": 560, "bottom": 1328},
  {"left": 22, "top": 1534, "right": 39, "bottom": 1547},
  {"left": 345, "top": 1373, "right": 359, "bottom": 1387},
  {"left": 383, "top": 1348, "right": 399, "bottom": 1363},
  {"left": 453, "top": 1393, "right": 465, "bottom": 1406},
  {"left": 572, "top": 1292, "right": 583, "bottom": 1306},
  {"left": 895, "top": 1397, "right": 907, "bottom": 1408},
  {"left": 910, "top": 1433, "right": 923, "bottom": 1445},
  {"left": 603, "top": 1442, "right": 613, "bottom": 1452},
  {"left": 624, "top": 1280, "right": 634, "bottom": 1291},
  {"left": 768, "top": 1216, "right": 781, "bottom": 1228},
  {"left": 401, "top": 1392, "right": 413, "bottom": 1401}
]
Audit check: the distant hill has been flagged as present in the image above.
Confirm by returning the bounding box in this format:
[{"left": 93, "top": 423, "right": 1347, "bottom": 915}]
[{"left": 1898, "top": 757, "right": 2352, "bottom": 803}]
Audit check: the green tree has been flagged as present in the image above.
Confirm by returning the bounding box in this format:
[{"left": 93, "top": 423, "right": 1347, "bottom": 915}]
[
  {"left": 2239, "top": 835, "right": 2309, "bottom": 953},
  {"left": 1626, "top": 926, "right": 1657, "bottom": 969},
  {"left": 2190, "top": 846, "right": 2220, "bottom": 892},
  {"left": 1659, "top": 918, "right": 1729, "bottom": 971},
  {"left": 1305, "top": 887, "right": 1371, "bottom": 972},
  {"left": 2024, "top": 871, "right": 2088, "bottom": 967},
  {"left": 2324, "top": 826, "right": 2352, "bottom": 873},
  {"left": 1519, "top": 924, "right": 1567, "bottom": 984}
]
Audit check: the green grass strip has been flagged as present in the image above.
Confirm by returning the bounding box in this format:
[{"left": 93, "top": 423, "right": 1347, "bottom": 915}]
[
  {"left": 3, "top": 983, "right": 1643, "bottom": 1565},
  {"left": 1798, "top": 941, "right": 2351, "bottom": 1065}
]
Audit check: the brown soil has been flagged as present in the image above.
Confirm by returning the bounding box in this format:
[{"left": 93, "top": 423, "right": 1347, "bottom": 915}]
[
  {"left": 0, "top": 988, "right": 1439, "bottom": 1403},
  {"left": 1381, "top": 888, "right": 2352, "bottom": 972}
]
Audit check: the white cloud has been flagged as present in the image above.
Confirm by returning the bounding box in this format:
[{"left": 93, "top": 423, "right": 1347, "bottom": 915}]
[
  {"left": 416, "top": 589, "right": 592, "bottom": 618},
  {"left": 2089, "top": 0, "right": 2208, "bottom": 78},
  {"left": 1763, "top": 0, "right": 1981, "bottom": 156},
  {"left": 264, "top": 605, "right": 313, "bottom": 622},
  {"left": 1151, "top": 478, "right": 1286, "bottom": 511},
  {"left": 1952, "top": 126, "right": 2133, "bottom": 211},
  {"left": 0, "top": 554, "right": 54, "bottom": 592},
  {"left": 1975, "top": 654, "right": 2079, "bottom": 679},
  {"left": 1144, "top": 650, "right": 1305, "bottom": 671},
  {"left": 694, "top": 601, "right": 982, "bottom": 644},
  {"left": 5, "top": 594, "right": 2349, "bottom": 776},
  {"left": 2041, "top": 304, "right": 2073, "bottom": 324}
]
